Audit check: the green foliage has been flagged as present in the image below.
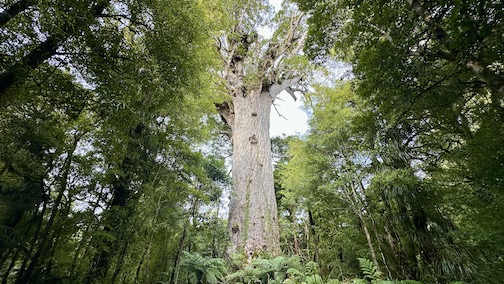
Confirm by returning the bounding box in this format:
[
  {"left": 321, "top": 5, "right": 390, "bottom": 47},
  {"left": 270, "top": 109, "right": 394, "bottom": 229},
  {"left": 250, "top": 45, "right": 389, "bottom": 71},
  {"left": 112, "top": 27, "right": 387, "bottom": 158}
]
[
  {"left": 179, "top": 251, "right": 228, "bottom": 284},
  {"left": 0, "top": 0, "right": 226, "bottom": 282},
  {"left": 352, "top": 259, "right": 423, "bottom": 284},
  {"left": 358, "top": 258, "right": 382, "bottom": 281},
  {"left": 226, "top": 255, "right": 326, "bottom": 284},
  {"left": 305, "top": 274, "right": 324, "bottom": 284},
  {"left": 1, "top": 0, "right": 502, "bottom": 283},
  {"left": 169, "top": 254, "right": 432, "bottom": 284},
  {"left": 278, "top": 81, "right": 477, "bottom": 282}
]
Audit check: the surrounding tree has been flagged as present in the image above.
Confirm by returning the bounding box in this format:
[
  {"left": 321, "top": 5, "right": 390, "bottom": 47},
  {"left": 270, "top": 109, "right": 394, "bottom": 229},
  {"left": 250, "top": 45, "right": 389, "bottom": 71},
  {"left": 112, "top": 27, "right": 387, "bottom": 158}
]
[
  {"left": 280, "top": 82, "right": 476, "bottom": 282},
  {"left": 290, "top": 0, "right": 504, "bottom": 281},
  {"left": 0, "top": 0, "right": 225, "bottom": 283}
]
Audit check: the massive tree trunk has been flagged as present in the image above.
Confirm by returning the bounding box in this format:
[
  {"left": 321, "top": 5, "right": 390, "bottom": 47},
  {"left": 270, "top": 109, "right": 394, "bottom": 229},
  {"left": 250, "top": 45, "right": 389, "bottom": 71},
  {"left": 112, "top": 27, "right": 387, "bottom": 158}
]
[{"left": 227, "top": 88, "right": 280, "bottom": 257}]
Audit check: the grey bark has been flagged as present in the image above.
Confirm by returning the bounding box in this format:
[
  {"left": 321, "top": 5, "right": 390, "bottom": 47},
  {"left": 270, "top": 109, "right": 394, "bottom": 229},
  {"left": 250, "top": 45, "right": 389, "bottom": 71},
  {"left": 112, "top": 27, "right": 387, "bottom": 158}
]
[
  {"left": 227, "top": 88, "right": 280, "bottom": 257},
  {"left": 348, "top": 181, "right": 381, "bottom": 274}
]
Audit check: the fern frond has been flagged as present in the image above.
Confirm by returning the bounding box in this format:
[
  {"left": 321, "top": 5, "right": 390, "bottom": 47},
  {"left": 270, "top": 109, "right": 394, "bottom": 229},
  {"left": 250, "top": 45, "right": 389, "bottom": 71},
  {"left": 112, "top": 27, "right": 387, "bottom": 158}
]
[
  {"left": 358, "top": 258, "right": 377, "bottom": 280},
  {"left": 305, "top": 274, "right": 324, "bottom": 284},
  {"left": 180, "top": 251, "right": 227, "bottom": 284}
]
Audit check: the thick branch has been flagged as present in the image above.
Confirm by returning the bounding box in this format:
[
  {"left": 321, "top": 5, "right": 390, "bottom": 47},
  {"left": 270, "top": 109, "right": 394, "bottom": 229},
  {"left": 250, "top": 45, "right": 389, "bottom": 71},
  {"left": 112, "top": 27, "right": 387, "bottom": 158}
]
[
  {"left": 261, "top": 12, "right": 306, "bottom": 77},
  {"left": 0, "top": 0, "right": 109, "bottom": 99},
  {"left": 269, "top": 77, "right": 301, "bottom": 100},
  {"left": 466, "top": 61, "right": 504, "bottom": 94},
  {"left": 292, "top": 29, "right": 308, "bottom": 56},
  {"left": 0, "top": 34, "right": 61, "bottom": 95},
  {"left": 0, "top": 0, "right": 35, "bottom": 28},
  {"left": 215, "top": 101, "right": 235, "bottom": 129},
  {"left": 409, "top": 0, "right": 504, "bottom": 95}
]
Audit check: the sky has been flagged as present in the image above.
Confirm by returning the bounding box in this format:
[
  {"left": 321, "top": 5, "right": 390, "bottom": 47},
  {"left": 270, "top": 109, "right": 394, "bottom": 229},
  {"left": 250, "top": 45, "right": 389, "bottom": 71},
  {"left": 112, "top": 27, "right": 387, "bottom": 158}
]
[{"left": 270, "top": 91, "right": 309, "bottom": 137}]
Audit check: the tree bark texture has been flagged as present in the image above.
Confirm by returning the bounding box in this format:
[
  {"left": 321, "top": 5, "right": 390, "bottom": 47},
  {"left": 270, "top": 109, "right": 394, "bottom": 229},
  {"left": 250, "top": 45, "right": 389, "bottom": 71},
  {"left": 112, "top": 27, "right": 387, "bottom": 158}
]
[
  {"left": 216, "top": 7, "right": 307, "bottom": 258},
  {"left": 227, "top": 88, "right": 280, "bottom": 257},
  {"left": 349, "top": 181, "right": 381, "bottom": 273}
]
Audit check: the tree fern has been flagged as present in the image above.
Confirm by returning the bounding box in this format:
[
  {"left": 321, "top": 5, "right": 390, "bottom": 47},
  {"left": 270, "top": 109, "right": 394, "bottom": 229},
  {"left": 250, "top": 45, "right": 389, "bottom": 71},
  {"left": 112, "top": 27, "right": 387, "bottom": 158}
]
[
  {"left": 226, "top": 265, "right": 262, "bottom": 283},
  {"left": 226, "top": 255, "right": 317, "bottom": 284},
  {"left": 180, "top": 251, "right": 227, "bottom": 284}
]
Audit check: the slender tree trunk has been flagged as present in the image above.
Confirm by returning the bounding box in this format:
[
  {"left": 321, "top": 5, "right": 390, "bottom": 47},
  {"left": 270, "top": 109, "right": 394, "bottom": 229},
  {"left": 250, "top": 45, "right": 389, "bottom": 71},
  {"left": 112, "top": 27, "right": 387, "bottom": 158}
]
[
  {"left": 0, "top": 246, "right": 14, "bottom": 275},
  {"left": 134, "top": 195, "right": 163, "bottom": 283},
  {"left": 2, "top": 246, "right": 21, "bottom": 284},
  {"left": 0, "top": 206, "right": 39, "bottom": 280},
  {"left": 301, "top": 219, "right": 308, "bottom": 257},
  {"left": 43, "top": 225, "right": 61, "bottom": 280},
  {"left": 68, "top": 226, "right": 88, "bottom": 279},
  {"left": 359, "top": 180, "right": 393, "bottom": 279},
  {"left": 211, "top": 207, "right": 220, "bottom": 258},
  {"left": 156, "top": 238, "right": 170, "bottom": 284},
  {"left": 68, "top": 185, "right": 106, "bottom": 280},
  {"left": 348, "top": 181, "right": 381, "bottom": 273},
  {"left": 307, "top": 210, "right": 320, "bottom": 263},
  {"left": 292, "top": 228, "right": 300, "bottom": 255},
  {"left": 85, "top": 162, "right": 139, "bottom": 282},
  {"left": 44, "top": 198, "right": 73, "bottom": 280},
  {"left": 134, "top": 248, "right": 147, "bottom": 284},
  {"left": 85, "top": 182, "right": 129, "bottom": 283},
  {"left": 227, "top": 88, "right": 280, "bottom": 258},
  {"left": 110, "top": 241, "right": 130, "bottom": 284},
  {"left": 169, "top": 213, "right": 190, "bottom": 284},
  {"left": 14, "top": 205, "right": 46, "bottom": 284},
  {"left": 16, "top": 140, "right": 77, "bottom": 284},
  {"left": 288, "top": 207, "right": 299, "bottom": 255},
  {"left": 358, "top": 213, "right": 380, "bottom": 271},
  {"left": 371, "top": 216, "right": 393, "bottom": 279}
]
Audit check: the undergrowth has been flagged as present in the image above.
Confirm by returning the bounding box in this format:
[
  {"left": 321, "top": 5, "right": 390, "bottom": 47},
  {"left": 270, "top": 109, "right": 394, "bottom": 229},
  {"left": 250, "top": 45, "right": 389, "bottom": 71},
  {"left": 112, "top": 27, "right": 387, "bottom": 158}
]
[{"left": 171, "top": 252, "right": 465, "bottom": 284}]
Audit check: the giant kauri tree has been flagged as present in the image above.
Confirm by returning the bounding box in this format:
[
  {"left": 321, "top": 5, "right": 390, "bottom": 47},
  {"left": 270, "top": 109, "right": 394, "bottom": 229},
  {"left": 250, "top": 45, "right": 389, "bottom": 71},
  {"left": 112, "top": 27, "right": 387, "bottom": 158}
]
[{"left": 212, "top": 0, "right": 308, "bottom": 257}]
